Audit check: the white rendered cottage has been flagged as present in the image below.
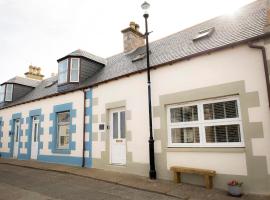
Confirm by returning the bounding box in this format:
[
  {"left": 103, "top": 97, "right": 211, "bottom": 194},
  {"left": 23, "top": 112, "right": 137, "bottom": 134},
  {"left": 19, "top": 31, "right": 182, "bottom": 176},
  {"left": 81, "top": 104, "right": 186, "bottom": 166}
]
[{"left": 0, "top": 0, "right": 270, "bottom": 195}]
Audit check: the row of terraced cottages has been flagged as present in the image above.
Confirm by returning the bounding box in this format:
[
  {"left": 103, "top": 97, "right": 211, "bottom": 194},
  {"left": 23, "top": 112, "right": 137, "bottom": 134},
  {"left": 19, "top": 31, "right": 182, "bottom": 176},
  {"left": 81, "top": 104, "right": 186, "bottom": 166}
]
[{"left": 0, "top": 0, "right": 270, "bottom": 195}]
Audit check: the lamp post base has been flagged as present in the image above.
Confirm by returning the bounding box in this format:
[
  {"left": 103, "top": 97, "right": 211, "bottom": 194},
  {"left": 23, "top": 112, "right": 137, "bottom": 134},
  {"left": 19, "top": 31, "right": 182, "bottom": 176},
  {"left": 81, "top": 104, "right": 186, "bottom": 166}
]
[
  {"left": 149, "top": 170, "right": 156, "bottom": 179},
  {"left": 149, "top": 138, "right": 156, "bottom": 180}
]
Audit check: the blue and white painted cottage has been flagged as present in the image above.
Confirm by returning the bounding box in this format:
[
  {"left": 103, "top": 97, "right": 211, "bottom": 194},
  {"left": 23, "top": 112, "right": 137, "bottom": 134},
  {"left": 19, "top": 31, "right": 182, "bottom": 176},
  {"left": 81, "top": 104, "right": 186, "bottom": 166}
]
[{"left": 1, "top": 0, "right": 270, "bottom": 195}]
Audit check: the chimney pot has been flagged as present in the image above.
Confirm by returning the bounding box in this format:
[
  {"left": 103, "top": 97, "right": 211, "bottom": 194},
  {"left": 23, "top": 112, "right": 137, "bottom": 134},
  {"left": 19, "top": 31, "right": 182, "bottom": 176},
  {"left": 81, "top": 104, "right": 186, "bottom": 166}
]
[{"left": 24, "top": 65, "right": 44, "bottom": 80}]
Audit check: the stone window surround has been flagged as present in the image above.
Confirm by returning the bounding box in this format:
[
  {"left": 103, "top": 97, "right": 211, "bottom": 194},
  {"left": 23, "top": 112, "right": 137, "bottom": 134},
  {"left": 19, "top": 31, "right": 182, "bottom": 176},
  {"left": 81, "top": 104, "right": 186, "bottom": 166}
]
[
  {"left": 166, "top": 96, "right": 244, "bottom": 148},
  {"left": 152, "top": 80, "right": 269, "bottom": 193}
]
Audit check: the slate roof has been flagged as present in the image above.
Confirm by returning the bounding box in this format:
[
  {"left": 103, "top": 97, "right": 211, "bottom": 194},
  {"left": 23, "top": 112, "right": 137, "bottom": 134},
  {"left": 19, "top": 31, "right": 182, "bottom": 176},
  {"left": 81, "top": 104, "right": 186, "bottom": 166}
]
[
  {"left": 80, "top": 0, "right": 268, "bottom": 87},
  {"left": 58, "top": 49, "right": 107, "bottom": 65},
  {"left": 5, "top": 76, "right": 58, "bottom": 107},
  {"left": 0, "top": 0, "right": 269, "bottom": 109},
  {"left": 3, "top": 76, "right": 40, "bottom": 88}
]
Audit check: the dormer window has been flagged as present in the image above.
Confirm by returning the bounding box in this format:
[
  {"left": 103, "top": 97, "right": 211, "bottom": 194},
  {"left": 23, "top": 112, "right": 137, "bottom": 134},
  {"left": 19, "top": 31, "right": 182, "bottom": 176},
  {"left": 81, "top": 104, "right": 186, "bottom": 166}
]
[
  {"left": 70, "top": 58, "right": 80, "bottom": 82},
  {"left": 0, "top": 84, "right": 13, "bottom": 103},
  {"left": 58, "top": 58, "right": 80, "bottom": 84},
  {"left": 58, "top": 59, "right": 68, "bottom": 84}
]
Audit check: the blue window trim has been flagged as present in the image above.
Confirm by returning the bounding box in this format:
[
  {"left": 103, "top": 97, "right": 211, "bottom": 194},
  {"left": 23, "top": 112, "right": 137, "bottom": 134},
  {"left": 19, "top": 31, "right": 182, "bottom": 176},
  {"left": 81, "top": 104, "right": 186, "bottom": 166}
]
[
  {"left": 49, "top": 103, "right": 76, "bottom": 154},
  {"left": 8, "top": 113, "right": 23, "bottom": 157},
  {"left": 0, "top": 117, "right": 3, "bottom": 149},
  {"left": 25, "top": 109, "right": 44, "bottom": 160},
  {"left": 84, "top": 89, "right": 93, "bottom": 168}
]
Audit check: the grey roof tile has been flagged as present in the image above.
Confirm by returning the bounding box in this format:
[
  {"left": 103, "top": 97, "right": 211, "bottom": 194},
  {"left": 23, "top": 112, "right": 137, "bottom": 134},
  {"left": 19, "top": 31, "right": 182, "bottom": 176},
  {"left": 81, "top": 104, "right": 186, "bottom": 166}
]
[
  {"left": 5, "top": 76, "right": 58, "bottom": 107},
  {"left": 3, "top": 76, "right": 40, "bottom": 87},
  {"left": 0, "top": 0, "right": 269, "bottom": 109},
  {"left": 61, "top": 49, "right": 107, "bottom": 65}
]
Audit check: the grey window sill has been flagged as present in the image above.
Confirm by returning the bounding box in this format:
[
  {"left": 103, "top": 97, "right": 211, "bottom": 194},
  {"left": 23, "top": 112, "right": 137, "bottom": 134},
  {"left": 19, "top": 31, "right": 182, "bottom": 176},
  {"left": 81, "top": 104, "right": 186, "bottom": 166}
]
[{"left": 166, "top": 147, "right": 245, "bottom": 153}]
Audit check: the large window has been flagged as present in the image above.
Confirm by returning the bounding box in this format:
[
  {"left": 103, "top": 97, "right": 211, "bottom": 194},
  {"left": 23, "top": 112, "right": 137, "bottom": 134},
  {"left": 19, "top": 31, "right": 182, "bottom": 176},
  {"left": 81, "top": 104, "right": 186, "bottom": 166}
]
[
  {"left": 57, "top": 111, "right": 70, "bottom": 149},
  {"left": 58, "top": 59, "right": 68, "bottom": 84},
  {"left": 5, "top": 84, "right": 13, "bottom": 101},
  {"left": 70, "top": 58, "right": 80, "bottom": 82},
  {"left": 0, "top": 85, "right": 5, "bottom": 103},
  {"left": 167, "top": 97, "right": 244, "bottom": 147}
]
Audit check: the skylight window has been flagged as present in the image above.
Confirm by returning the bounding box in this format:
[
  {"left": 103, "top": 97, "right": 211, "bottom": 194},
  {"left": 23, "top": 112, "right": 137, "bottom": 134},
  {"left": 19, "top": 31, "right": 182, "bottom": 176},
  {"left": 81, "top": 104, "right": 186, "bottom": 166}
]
[{"left": 193, "top": 27, "right": 215, "bottom": 41}]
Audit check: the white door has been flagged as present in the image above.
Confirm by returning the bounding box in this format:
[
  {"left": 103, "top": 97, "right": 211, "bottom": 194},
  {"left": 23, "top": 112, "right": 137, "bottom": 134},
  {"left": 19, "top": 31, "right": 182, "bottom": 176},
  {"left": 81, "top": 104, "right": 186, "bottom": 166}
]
[
  {"left": 31, "top": 117, "right": 39, "bottom": 159},
  {"left": 110, "top": 109, "right": 126, "bottom": 165},
  {"left": 13, "top": 119, "right": 20, "bottom": 158}
]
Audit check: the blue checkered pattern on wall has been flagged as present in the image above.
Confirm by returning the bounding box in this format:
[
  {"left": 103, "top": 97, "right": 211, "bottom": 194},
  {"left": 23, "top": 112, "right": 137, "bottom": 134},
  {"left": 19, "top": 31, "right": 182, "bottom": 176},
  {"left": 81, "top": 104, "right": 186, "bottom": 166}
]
[
  {"left": 8, "top": 113, "right": 23, "bottom": 158},
  {"left": 23, "top": 109, "right": 44, "bottom": 160},
  {"left": 49, "top": 103, "right": 76, "bottom": 154},
  {"left": 0, "top": 117, "right": 3, "bottom": 149},
  {"left": 84, "top": 89, "right": 93, "bottom": 168}
]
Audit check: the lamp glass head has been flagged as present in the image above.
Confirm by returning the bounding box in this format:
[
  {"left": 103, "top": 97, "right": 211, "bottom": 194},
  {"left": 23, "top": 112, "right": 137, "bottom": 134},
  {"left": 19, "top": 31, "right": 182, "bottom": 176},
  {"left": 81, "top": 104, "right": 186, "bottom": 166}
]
[{"left": 141, "top": 1, "right": 150, "bottom": 14}]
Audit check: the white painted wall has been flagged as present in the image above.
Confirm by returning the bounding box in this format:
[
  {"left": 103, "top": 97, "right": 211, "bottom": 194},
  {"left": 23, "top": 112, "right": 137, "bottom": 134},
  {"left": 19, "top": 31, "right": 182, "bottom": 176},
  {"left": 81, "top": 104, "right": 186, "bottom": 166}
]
[
  {"left": 92, "top": 74, "right": 149, "bottom": 163},
  {"left": 0, "top": 91, "right": 84, "bottom": 158},
  {"left": 167, "top": 152, "right": 247, "bottom": 175},
  {"left": 92, "top": 43, "right": 270, "bottom": 176}
]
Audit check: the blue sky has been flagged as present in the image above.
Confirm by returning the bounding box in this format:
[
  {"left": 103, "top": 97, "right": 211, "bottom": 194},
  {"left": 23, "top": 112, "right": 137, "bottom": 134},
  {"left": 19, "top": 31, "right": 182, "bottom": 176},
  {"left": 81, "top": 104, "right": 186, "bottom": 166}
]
[{"left": 0, "top": 0, "right": 255, "bottom": 82}]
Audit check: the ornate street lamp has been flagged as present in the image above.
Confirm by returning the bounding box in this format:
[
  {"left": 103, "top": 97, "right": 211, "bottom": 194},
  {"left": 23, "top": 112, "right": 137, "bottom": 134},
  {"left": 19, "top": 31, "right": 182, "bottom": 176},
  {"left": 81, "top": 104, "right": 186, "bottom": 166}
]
[{"left": 141, "top": 1, "right": 156, "bottom": 180}]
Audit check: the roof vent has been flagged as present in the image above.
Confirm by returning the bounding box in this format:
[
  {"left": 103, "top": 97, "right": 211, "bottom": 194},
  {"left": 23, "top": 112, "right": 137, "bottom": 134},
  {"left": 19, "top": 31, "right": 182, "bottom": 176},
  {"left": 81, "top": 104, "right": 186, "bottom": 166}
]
[
  {"left": 193, "top": 27, "right": 215, "bottom": 41},
  {"left": 132, "top": 53, "right": 146, "bottom": 62},
  {"left": 45, "top": 80, "right": 57, "bottom": 88},
  {"left": 132, "top": 50, "right": 152, "bottom": 62}
]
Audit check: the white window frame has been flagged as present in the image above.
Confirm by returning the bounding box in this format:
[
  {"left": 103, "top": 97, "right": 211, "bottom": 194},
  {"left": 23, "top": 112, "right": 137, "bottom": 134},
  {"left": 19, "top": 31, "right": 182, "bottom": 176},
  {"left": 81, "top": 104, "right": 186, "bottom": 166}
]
[
  {"left": 5, "top": 84, "right": 13, "bottom": 102},
  {"left": 70, "top": 58, "right": 80, "bottom": 82},
  {"left": 58, "top": 59, "right": 69, "bottom": 84},
  {"left": 167, "top": 96, "right": 244, "bottom": 148},
  {"left": 56, "top": 111, "right": 70, "bottom": 149},
  {"left": 0, "top": 84, "right": 6, "bottom": 103}
]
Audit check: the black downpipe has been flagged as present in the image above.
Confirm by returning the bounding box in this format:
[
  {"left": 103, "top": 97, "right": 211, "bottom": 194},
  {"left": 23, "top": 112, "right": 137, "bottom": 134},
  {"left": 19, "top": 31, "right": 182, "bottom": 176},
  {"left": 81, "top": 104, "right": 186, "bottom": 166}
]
[
  {"left": 249, "top": 43, "right": 270, "bottom": 108},
  {"left": 82, "top": 90, "right": 86, "bottom": 167}
]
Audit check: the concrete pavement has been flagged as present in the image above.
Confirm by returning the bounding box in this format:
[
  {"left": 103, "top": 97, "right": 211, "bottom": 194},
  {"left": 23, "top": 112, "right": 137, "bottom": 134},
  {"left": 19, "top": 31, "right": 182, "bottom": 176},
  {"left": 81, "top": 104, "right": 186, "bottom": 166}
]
[
  {"left": 0, "top": 158, "right": 269, "bottom": 200},
  {"left": 0, "top": 165, "right": 180, "bottom": 200}
]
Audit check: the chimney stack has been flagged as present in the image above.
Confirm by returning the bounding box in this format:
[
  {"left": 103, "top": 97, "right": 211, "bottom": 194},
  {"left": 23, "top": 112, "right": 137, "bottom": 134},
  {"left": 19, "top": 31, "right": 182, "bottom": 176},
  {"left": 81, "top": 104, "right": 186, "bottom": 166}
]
[
  {"left": 121, "top": 22, "right": 145, "bottom": 53},
  {"left": 24, "top": 65, "right": 44, "bottom": 80}
]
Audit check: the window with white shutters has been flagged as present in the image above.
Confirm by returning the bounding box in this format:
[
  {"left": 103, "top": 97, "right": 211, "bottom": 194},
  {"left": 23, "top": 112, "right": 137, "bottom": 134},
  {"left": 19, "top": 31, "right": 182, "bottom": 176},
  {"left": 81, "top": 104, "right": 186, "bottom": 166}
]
[{"left": 167, "top": 96, "right": 244, "bottom": 147}]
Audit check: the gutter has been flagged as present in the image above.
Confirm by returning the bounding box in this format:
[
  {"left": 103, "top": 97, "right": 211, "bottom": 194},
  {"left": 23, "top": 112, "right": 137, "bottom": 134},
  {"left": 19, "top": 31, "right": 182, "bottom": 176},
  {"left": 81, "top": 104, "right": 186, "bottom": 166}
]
[
  {"left": 248, "top": 43, "right": 270, "bottom": 108},
  {"left": 82, "top": 90, "right": 86, "bottom": 167}
]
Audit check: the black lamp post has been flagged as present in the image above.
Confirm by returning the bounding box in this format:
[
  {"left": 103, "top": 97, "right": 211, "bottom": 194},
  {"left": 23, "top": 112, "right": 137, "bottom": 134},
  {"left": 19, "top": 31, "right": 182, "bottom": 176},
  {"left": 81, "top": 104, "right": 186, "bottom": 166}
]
[{"left": 141, "top": 1, "right": 156, "bottom": 180}]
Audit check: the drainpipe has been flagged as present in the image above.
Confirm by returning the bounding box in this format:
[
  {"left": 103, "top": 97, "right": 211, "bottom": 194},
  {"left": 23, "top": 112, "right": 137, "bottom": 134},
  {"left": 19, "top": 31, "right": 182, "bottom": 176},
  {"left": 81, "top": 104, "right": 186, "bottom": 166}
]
[
  {"left": 249, "top": 43, "right": 270, "bottom": 108},
  {"left": 82, "top": 90, "right": 86, "bottom": 167}
]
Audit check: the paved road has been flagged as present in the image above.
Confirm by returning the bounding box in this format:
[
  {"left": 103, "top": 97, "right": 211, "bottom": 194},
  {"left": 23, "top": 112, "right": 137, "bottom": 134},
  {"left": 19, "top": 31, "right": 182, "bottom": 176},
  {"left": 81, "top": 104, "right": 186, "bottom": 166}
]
[{"left": 0, "top": 164, "right": 180, "bottom": 200}]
